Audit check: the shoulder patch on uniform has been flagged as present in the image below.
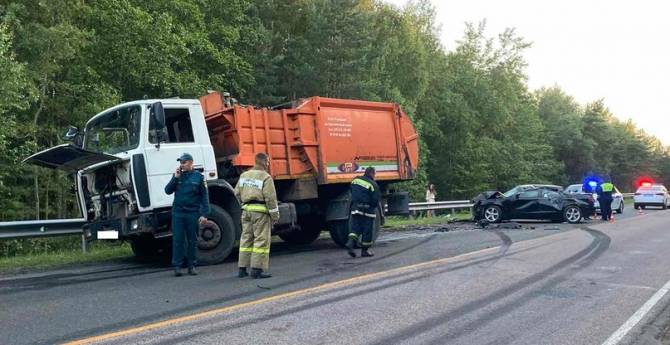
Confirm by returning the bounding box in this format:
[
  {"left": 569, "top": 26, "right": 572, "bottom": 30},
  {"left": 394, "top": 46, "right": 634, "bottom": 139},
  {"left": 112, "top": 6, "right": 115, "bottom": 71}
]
[{"left": 239, "top": 177, "right": 264, "bottom": 189}]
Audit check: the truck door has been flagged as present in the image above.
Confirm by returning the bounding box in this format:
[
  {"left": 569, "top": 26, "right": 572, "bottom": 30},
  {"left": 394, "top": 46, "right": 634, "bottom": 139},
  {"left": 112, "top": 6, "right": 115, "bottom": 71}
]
[{"left": 143, "top": 105, "right": 205, "bottom": 209}]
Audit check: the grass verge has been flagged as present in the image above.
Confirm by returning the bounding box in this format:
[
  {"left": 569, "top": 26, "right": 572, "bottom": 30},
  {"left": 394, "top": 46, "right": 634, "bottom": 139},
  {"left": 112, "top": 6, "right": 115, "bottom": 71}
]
[
  {"left": 384, "top": 211, "right": 472, "bottom": 228},
  {"left": 0, "top": 241, "right": 133, "bottom": 274}
]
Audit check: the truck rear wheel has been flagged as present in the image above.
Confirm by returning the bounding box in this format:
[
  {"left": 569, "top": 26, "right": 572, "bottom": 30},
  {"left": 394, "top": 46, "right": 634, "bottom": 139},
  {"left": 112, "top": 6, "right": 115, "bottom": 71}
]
[
  {"left": 327, "top": 209, "right": 381, "bottom": 247},
  {"left": 278, "top": 216, "right": 323, "bottom": 245},
  {"left": 198, "top": 205, "right": 235, "bottom": 265}
]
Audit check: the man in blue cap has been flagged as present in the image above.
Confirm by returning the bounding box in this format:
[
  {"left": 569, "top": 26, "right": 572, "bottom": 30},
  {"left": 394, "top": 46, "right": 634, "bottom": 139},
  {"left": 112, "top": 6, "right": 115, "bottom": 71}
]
[{"left": 165, "top": 153, "right": 210, "bottom": 276}]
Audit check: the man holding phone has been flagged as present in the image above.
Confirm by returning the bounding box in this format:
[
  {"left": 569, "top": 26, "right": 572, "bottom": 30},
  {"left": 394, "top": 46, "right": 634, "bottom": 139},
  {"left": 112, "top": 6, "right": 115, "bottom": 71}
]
[{"left": 165, "top": 153, "right": 210, "bottom": 276}]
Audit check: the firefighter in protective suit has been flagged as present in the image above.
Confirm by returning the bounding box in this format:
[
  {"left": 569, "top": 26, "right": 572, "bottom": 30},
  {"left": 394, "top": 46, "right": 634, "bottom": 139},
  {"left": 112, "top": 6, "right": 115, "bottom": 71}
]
[
  {"left": 235, "top": 153, "right": 280, "bottom": 279},
  {"left": 346, "top": 167, "right": 380, "bottom": 258}
]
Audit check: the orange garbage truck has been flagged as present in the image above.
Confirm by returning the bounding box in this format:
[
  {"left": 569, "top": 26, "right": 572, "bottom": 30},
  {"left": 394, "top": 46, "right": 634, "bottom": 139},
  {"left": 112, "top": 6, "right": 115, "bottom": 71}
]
[{"left": 25, "top": 91, "right": 419, "bottom": 264}]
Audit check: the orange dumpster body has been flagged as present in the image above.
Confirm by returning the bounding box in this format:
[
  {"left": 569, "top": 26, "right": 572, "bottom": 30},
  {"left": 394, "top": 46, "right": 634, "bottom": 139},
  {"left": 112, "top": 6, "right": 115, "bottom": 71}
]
[{"left": 200, "top": 92, "right": 419, "bottom": 191}]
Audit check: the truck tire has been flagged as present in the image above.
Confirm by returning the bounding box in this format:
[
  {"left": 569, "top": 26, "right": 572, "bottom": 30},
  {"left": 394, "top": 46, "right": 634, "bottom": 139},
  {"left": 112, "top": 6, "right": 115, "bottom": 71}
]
[
  {"left": 278, "top": 216, "right": 323, "bottom": 245},
  {"left": 198, "top": 205, "right": 235, "bottom": 265},
  {"left": 327, "top": 209, "right": 381, "bottom": 247}
]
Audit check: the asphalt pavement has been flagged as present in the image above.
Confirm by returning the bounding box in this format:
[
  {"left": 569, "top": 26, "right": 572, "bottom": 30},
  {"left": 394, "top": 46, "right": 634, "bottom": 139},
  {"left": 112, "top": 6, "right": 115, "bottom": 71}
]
[{"left": 2, "top": 205, "right": 669, "bottom": 345}]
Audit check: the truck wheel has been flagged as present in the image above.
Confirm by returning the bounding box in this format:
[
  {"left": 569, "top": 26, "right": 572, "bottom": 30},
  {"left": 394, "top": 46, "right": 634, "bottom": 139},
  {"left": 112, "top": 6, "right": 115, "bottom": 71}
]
[
  {"left": 198, "top": 205, "right": 235, "bottom": 265},
  {"left": 278, "top": 216, "right": 323, "bottom": 245},
  {"left": 327, "top": 209, "right": 381, "bottom": 247}
]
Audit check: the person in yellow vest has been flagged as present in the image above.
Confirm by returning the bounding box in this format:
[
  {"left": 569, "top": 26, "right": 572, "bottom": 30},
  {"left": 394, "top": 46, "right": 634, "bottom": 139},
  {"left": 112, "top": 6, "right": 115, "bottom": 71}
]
[
  {"left": 597, "top": 177, "right": 615, "bottom": 222},
  {"left": 234, "top": 153, "right": 280, "bottom": 279}
]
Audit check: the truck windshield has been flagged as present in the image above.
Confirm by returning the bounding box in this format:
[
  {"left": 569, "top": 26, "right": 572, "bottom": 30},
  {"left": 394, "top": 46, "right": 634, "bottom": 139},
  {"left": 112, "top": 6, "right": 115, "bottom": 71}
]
[{"left": 84, "top": 105, "right": 142, "bottom": 154}]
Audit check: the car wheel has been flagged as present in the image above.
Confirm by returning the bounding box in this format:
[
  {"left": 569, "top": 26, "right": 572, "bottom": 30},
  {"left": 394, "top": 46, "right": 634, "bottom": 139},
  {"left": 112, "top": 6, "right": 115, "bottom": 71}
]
[
  {"left": 483, "top": 206, "right": 502, "bottom": 223},
  {"left": 616, "top": 201, "right": 624, "bottom": 214},
  {"left": 564, "top": 206, "right": 582, "bottom": 224}
]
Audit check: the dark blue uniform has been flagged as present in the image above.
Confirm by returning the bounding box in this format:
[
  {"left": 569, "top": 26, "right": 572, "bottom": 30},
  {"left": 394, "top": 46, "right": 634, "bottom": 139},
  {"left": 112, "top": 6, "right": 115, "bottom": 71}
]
[
  {"left": 165, "top": 170, "right": 210, "bottom": 268},
  {"left": 596, "top": 182, "right": 614, "bottom": 221},
  {"left": 349, "top": 175, "right": 380, "bottom": 248}
]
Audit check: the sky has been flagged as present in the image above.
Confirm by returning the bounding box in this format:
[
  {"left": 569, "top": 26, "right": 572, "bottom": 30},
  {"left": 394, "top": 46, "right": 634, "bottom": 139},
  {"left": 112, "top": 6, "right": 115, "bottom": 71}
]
[{"left": 384, "top": 0, "right": 670, "bottom": 144}]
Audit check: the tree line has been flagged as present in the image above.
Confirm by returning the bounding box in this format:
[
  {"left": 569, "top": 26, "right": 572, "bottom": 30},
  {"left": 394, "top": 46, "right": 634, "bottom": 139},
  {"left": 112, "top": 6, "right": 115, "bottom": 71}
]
[{"left": 1, "top": 0, "right": 668, "bottom": 221}]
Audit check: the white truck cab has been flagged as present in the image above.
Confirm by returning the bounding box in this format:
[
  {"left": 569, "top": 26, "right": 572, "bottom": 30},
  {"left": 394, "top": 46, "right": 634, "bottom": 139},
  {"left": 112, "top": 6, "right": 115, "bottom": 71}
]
[
  {"left": 23, "top": 99, "right": 240, "bottom": 263},
  {"left": 28, "top": 99, "right": 217, "bottom": 216}
]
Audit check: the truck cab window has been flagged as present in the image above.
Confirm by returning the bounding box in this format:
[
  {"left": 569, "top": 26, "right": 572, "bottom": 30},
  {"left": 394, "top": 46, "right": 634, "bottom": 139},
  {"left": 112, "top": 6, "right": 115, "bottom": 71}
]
[{"left": 149, "top": 108, "right": 194, "bottom": 143}]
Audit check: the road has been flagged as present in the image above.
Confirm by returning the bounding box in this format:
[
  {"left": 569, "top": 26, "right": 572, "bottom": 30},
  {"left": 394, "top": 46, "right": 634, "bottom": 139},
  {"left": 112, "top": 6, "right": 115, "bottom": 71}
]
[{"left": 2, "top": 205, "right": 670, "bottom": 345}]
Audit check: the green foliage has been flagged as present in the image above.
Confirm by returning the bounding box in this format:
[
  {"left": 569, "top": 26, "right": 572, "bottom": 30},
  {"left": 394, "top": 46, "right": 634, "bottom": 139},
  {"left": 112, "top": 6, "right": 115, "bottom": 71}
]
[{"left": 1, "top": 0, "right": 669, "bottom": 229}]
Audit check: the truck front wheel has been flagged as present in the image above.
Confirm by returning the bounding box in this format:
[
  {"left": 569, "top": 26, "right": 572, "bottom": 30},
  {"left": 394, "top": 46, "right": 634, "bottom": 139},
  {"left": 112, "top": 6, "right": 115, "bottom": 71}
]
[
  {"left": 327, "top": 209, "right": 381, "bottom": 247},
  {"left": 198, "top": 205, "right": 236, "bottom": 265}
]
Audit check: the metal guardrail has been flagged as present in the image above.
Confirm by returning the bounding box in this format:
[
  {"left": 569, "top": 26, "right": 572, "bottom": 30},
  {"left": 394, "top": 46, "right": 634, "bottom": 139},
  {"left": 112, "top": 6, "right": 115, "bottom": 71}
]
[
  {"left": 0, "top": 218, "right": 86, "bottom": 240},
  {"left": 409, "top": 200, "right": 473, "bottom": 211}
]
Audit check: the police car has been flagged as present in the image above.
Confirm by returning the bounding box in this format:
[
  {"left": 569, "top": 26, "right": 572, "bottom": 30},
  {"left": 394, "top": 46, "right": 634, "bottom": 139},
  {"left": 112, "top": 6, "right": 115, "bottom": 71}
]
[
  {"left": 565, "top": 184, "right": 625, "bottom": 214},
  {"left": 633, "top": 183, "right": 670, "bottom": 210}
]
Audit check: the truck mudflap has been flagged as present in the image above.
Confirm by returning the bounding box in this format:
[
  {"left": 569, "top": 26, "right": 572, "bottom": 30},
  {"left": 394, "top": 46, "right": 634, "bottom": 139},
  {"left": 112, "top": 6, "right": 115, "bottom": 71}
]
[{"left": 23, "top": 144, "right": 119, "bottom": 173}]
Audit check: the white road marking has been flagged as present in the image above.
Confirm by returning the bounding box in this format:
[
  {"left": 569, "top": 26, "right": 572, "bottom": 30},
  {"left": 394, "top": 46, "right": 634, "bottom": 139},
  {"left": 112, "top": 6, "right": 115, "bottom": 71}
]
[
  {"left": 603, "top": 282, "right": 656, "bottom": 291},
  {"left": 601, "top": 278, "right": 670, "bottom": 345}
]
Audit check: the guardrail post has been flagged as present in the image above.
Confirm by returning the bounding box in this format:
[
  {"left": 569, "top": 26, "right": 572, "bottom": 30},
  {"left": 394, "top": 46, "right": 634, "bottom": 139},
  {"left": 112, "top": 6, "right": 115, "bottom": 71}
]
[{"left": 81, "top": 234, "right": 87, "bottom": 254}]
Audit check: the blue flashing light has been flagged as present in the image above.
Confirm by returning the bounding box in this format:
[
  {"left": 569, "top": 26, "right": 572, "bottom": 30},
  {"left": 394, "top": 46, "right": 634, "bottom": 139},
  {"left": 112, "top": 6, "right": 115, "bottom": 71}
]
[{"left": 582, "top": 175, "right": 603, "bottom": 193}]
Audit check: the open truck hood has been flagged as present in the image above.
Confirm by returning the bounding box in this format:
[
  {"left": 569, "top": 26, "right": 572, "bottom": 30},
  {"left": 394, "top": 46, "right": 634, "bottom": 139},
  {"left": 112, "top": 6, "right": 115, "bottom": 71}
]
[{"left": 23, "top": 144, "right": 120, "bottom": 173}]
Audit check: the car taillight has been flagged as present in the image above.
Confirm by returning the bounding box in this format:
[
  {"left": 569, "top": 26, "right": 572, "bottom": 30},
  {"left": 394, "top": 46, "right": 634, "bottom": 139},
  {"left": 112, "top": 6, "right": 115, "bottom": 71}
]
[{"left": 587, "top": 195, "right": 594, "bottom": 203}]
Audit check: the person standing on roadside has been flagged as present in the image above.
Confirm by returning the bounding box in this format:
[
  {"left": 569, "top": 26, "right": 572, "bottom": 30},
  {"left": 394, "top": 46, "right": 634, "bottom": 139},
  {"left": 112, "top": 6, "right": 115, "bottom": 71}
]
[
  {"left": 345, "top": 167, "right": 380, "bottom": 258},
  {"left": 425, "top": 183, "right": 437, "bottom": 217},
  {"left": 597, "top": 177, "right": 615, "bottom": 222},
  {"left": 235, "top": 153, "right": 280, "bottom": 279},
  {"left": 164, "top": 153, "right": 210, "bottom": 277}
]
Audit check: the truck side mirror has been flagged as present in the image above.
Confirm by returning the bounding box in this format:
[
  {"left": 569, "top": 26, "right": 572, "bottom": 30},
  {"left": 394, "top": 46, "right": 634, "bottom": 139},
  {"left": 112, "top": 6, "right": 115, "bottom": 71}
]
[
  {"left": 63, "top": 126, "right": 79, "bottom": 141},
  {"left": 150, "top": 102, "right": 166, "bottom": 130},
  {"left": 149, "top": 102, "right": 166, "bottom": 148},
  {"left": 63, "top": 126, "right": 83, "bottom": 148}
]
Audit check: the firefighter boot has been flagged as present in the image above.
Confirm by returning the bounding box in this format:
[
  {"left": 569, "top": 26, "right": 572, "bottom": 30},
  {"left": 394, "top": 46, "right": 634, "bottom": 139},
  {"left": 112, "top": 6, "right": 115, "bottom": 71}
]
[
  {"left": 238, "top": 267, "right": 249, "bottom": 278},
  {"left": 345, "top": 238, "right": 357, "bottom": 258},
  {"left": 361, "top": 248, "right": 374, "bottom": 257},
  {"left": 251, "top": 268, "right": 272, "bottom": 279},
  {"left": 174, "top": 267, "right": 183, "bottom": 277},
  {"left": 188, "top": 267, "right": 198, "bottom": 276}
]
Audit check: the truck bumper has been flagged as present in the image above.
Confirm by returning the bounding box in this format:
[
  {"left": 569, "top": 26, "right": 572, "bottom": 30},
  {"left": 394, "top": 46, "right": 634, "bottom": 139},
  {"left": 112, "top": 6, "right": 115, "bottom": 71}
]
[{"left": 84, "top": 210, "right": 171, "bottom": 240}]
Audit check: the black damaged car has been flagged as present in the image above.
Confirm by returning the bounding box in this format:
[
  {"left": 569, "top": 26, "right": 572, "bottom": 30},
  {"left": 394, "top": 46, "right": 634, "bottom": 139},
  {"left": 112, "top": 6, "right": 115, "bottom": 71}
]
[{"left": 472, "top": 184, "right": 595, "bottom": 224}]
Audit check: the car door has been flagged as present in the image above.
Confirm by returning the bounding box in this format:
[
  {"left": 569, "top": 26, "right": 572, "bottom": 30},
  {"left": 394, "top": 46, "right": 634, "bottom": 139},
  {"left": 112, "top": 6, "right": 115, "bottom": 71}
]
[
  {"left": 510, "top": 189, "right": 539, "bottom": 218},
  {"left": 537, "top": 189, "right": 564, "bottom": 218}
]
